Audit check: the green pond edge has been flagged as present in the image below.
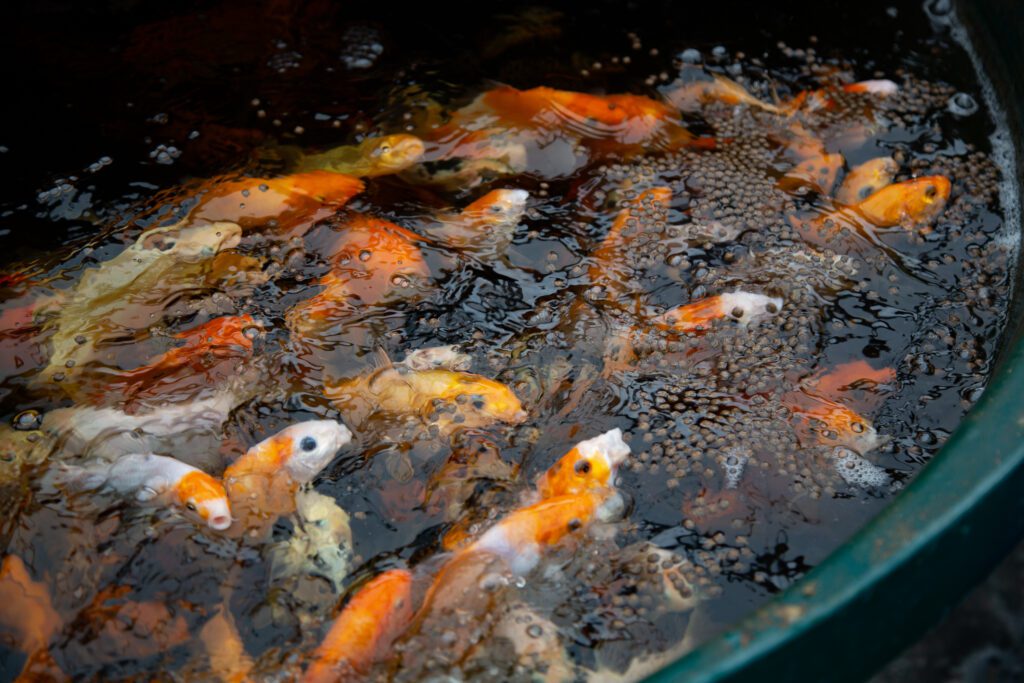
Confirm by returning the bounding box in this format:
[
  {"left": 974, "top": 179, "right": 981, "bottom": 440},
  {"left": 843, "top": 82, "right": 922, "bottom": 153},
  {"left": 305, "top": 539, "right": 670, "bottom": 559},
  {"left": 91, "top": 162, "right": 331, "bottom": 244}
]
[{"left": 646, "top": 1, "right": 1024, "bottom": 681}]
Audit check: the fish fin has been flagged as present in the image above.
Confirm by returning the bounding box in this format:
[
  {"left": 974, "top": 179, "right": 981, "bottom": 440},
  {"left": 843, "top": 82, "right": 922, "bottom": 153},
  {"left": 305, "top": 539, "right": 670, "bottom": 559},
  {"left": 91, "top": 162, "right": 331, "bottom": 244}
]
[
  {"left": 51, "top": 462, "right": 106, "bottom": 491},
  {"left": 136, "top": 486, "right": 160, "bottom": 502},
  {"left": 373, "top": 346, "right": 395, "bottom": 370}
]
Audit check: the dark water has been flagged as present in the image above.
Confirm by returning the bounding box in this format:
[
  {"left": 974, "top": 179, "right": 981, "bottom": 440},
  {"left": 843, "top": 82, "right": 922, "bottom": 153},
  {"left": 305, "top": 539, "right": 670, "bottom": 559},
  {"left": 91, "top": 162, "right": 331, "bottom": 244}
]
[{"left": 0, "top": 1, "right": 1015, "bottom": 680}]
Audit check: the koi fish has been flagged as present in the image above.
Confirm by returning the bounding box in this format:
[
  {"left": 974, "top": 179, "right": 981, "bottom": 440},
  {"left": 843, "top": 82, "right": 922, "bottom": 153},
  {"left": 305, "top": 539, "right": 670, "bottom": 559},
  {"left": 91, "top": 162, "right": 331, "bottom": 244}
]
[
  {"left": 784, "top": 398, "right": 886, "bottom": 454},
  {"left": 0, "top": 555, "right": 61, "bottom": 658},
  {"left": 287, "top": 214, "right": 430, "bottom": 335},
  {"left": 782, "top": 361, "right": 895, "bottom": 453},
  {"left": 791, "top": 79, "right": 899, "bottom": 113},
  {"left": 653, "top": 291, "right": 783, "bottom": 334},
  {"left": 324, "top": 352, "right": 527, "bottom": 431},
  {"left": 199, "top": 607, "right": 254, "bottom": 683},
  {"left": 37, "top": 220, "right": 243, "bottom": 388},
  {"left": 269, "top": 489, "right": 353, "bottom": 592},
  {"left": 294, "top": 134, "right": 426, "bottom": 177},
  {"left": 589, "top": 187, "right": 673, "bottom": 310},
  {"left": 535, "top": 428, "right": 630, "bottom": 498},
  {"left": 223, "top": 420, "right": 353, "bottom": 535},
  {"left": 55, "top": 453, "right": 232, "bottom": 530},
  {"left": 463, "top": 489, "right": 626, "bottom": 575},
  {"left": 664, "top": 68, "right": 783, "bottom": 114},
  {"left": 303, "top": 568, "right": 414, "bottom": 683},
  {"left": 835, "top": 156, "right": 899, "bottom": 205},
  {"left": 423, "top": 188, "right": 530, "bottom": 251},
  {"left": 97, "top": 315, "right": 259, "bottom": 403},
  {"left": 855, "top": 175, "right": 951, "bottom": 227},
  {"left": 186, "top": 170, "right": 364, "bottom": 236},
  {"left": 778, "top": 152, "right": 844, "bottom": 195},
  {"left": 801, "top": 175, "right": 951, "bottom": 245}
]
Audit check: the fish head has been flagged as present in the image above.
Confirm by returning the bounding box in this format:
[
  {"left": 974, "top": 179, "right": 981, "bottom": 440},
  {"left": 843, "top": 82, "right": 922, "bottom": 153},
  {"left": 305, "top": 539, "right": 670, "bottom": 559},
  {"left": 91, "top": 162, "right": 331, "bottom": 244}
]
[
  {"left": 453, "top": 375, "right": 528, "bottom": 424},
  {"left": 817, "top": 404, "right": 886, "bottom": 454},
  {"left": 902, "top": 176, "right": 951, "bottom": 223},
  {"left": 175, "top": 470, "right": 232, "bottom": 530},
  {"left": 717, "top": 291, "right": 784, "bottom": 327},
  {"left": 462, "top": 189, "right": 530, "bottom": 227},
  {"left": 278, "top": 420, "right": 354, "bottom": 484},
  {"left": 367, "top": 134, "right": 426, "bottom": 173},
  {"left": 537, "top": 428, "right": 631, "bottom": 498},
  {"left": 329, "top": 219, "right": 431, "bottom": 305}
]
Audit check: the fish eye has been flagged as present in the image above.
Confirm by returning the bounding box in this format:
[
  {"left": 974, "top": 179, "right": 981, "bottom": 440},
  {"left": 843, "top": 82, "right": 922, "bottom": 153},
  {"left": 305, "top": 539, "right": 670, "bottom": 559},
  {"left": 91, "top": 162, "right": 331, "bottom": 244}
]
[
  {"left": 186, "top": 502, "right": 197, "bottom": 511},
  {"left": 924, "top": 185, "right": 937, "bottom": 199},
  {"left": 490, "top": 205, "right": 503, "bottom": 213},
  {"left": 766, "top": 302, "right": 779, "bottom": 314},
  {"left": 472, "top": 398, "right": 486, "bottom": 410},
  {"left": 301, "top": 436, "right": 318, "bottom": 452},
  {"left": 575, "top": 460, "right": 592, "bottom": 475},
  {"left": 730, "top": 306, "right": 745, "bottom": 319}
]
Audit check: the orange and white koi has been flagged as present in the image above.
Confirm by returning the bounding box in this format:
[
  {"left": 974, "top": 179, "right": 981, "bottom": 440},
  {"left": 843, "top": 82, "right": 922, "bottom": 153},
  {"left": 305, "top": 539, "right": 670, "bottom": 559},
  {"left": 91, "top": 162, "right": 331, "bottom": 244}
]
[
  {"left": 223, "top": 420, "right": 353, "bottom": 534},
  {"left": 325, "top": 355, "right": 527, "bottom": 430},
  {"left": 835, "top": 156, "right": 899, "bottom": 205},
  {"left": 287, "top": 215, "right": 430, "bottom": 335},
  {"left": 303, "top": 568, "right": 414, "bottom": 683},
  {"left": 425, "top": 189, "right": 530, "bottom": 250},
  {"left": 56, "top": 453, "right": 232, "bottom": 530},
  {"left": 535, "top": 428, "right": 630, "bottom": 499},
  {"left": 186, "top": 170, "right": 364, "bottom": 236},
  {"left": 653, "top": 291, "right": 784, "bottom": 334},
  {"left": 459, "top": 489, "right": 625, "bottom": 576},
  {"left": 294, "top": 134, "right": 426, "bottom": 177}
]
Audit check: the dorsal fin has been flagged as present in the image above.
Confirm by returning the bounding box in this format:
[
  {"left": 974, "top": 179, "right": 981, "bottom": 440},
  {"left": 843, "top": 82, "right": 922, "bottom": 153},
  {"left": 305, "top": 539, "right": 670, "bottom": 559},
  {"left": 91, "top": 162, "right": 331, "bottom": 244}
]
[{"left": 374, "top": 346, "right": 395, "bottom": 370}]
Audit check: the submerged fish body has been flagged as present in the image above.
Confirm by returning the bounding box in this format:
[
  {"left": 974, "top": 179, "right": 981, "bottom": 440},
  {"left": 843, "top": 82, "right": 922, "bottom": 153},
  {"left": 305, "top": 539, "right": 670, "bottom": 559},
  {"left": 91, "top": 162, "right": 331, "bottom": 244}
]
[
  {"left": 835, "top": 156, "right": 900, "bottom": 205},
  {"left": 294, "top": 134, "right": 426, "bottom": 177},
  {"left": 303, "top": 568, "right": 414, "bottom": 683},
  {"left": 325, "top": 361, "right": 527, "bottom": 431},
  {"left": 223, "top": 420, "right": 353, "bottom": 535},
  {"left": 37, "top": 221, "right": 243, "bottom": 390},
  {"left": 423, "top": 188, "right": 530, "bottom": 253},
  {"left": 663, "top": 67, "right": 784, "bottom": 114},
  {"left": 186, "top": 170, "right": 364, "bottom": 236},
  {"left": 287, "top": 214, "right": 431, "bottom": 336},
  {"left": 56, "top": 453, "right": 232, "bottom": 530},
  {"left": 269, "top": 489, "right": 354, "bottom": 594}
]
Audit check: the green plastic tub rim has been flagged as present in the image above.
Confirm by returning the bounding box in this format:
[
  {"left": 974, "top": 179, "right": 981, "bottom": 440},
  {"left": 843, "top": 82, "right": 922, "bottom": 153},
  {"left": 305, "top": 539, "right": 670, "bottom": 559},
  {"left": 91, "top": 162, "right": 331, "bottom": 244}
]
[{"left": 645, "top": 2, "right": 1024, "bottom": 681}]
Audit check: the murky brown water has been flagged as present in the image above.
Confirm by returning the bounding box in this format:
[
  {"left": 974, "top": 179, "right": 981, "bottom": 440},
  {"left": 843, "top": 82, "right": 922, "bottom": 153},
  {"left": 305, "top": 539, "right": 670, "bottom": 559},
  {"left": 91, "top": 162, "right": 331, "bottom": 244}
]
[{"left": 0, "top": 1, "right": 1016, "bottom": 681}]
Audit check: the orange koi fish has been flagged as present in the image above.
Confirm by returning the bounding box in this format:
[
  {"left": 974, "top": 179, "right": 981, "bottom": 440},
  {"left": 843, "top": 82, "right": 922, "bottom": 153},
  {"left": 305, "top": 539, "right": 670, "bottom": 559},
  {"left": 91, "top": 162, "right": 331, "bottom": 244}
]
[
  {"left": 855, "top": 175, "right": 951, "bottom": 227},
  {"left": 101, "top": 315, "right": 258, "bottom": 401},
  {"left": 477, "top": 85, "right": 695, "bottom": 149},
  {"left": 653, "top": 291, "right": 783, "bottom": 334},
  {"left": 835, "top": 156, "right": 899, "bottom": 205},
  {"left": 536, "top": 428, "right": 630, "bottom": 499},
  {"left": 778, "top": 152, "right": 844, "bottom": 195},
  {"left": 303, "top": 569, "right": 414, "bottom": 683},
  {"left": 199, "top": 607, "right": 254, "bottom": 683},
  {"left": 57, "top": 453, "right": 232, "bottom": 530},
  {"left": 783, "top": 361, "right": 895, "bottom": 453},
  {"left": 223, "top": 420, "right": 353, "bottom": 536},
  {"left": 187, "top": 170, "right": 364, "bottom": 236},
  {"left": 0, "top": 555, "right": 61, "bottom": 661},
  {"left": 287, "top": 215, "right": 430, "bottom": 335},
  {"left": 325, "top": 356, "right": 527, "bottom": 431},
  {"left": 801, "top": 175, "right": 951, "bottom": 244}
]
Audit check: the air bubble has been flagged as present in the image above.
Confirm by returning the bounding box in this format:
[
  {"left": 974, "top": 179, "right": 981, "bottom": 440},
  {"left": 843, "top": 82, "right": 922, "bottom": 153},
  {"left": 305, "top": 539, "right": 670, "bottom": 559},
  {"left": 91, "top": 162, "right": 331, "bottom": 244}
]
[
  {"left": 677, "top": 48, "right": 702, "bottom": 64},
  {"left": 14, "top": 410, "right": 42, "bottom": 430}
]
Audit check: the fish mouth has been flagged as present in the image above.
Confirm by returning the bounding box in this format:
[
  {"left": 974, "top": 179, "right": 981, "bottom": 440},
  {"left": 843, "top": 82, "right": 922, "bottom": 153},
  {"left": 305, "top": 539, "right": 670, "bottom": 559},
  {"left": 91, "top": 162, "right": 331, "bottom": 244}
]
[
  {"left": 510, "top": 409, "right": 529, "bottom": 424},
  {"left": 208, "top": 515, "right": 232, "bottom": 531}
]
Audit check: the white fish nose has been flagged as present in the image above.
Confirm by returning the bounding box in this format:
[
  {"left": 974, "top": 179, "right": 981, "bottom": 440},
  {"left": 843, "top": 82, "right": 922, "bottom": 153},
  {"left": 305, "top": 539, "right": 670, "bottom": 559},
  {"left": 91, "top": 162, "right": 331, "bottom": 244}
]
[{"left": 208, "top": 514, "right": 232, "bottom": 531}]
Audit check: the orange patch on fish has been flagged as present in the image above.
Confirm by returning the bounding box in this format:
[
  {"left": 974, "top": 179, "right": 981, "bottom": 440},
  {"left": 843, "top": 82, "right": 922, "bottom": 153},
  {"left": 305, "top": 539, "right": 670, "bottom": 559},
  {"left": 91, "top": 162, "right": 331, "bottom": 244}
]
[
  {"left": 0, "top": 555, "right": 60, "bottom": 655},
  {"left": 536, "top": 428, "right": 630, "bottom": 499},
  {"left": 304, "top": 569, "right": 414, "bottom": 683},
  {"left": 188, "top": 170, "right": 364, "bottom": 235},
  {"left": 835, "top": 157, "right": 899, "bottom": 205}
]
